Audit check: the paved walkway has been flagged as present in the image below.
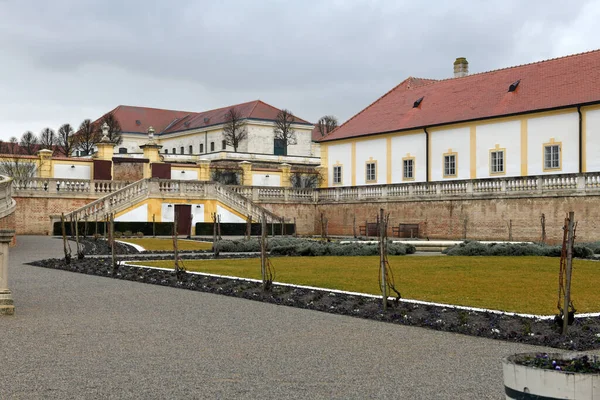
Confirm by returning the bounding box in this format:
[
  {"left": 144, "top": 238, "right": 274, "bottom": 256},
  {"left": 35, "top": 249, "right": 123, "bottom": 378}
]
[{"left": 1, "top": 236, "right": 549, "bottom": 399}]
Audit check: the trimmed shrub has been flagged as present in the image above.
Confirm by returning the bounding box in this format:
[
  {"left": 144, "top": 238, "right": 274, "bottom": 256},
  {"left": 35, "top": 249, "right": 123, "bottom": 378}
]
[
  {"left": 53, "top": 221, "right": 175, "bottom": 236},
  {"left": 136, "top": 232, "right": 144, "bottom": 238},
  {"left": 443, "top": 241, "right": 594, "bottom": 258},
  {"left": 114, "top": 231, "right": 123, "bottom": 239},
  {"left": 123, "top": 230, "right": 133, "bottom": 238}
]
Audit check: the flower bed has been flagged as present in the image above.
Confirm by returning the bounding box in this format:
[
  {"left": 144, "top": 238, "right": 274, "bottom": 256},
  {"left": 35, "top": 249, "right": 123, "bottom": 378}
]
[{"left": 28, "top": 257, "right": 600, "bottom": 350}]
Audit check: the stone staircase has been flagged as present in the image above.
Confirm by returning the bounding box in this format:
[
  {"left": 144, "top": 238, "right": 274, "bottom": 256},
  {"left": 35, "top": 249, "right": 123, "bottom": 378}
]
[{"left": 64, "top": 178, "right": 282, "bottom": 223}]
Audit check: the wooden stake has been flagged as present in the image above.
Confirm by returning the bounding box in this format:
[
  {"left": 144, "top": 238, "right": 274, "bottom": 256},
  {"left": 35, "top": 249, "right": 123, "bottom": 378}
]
[
  {"left": 246, "top": 215, "right": 251, "bottom": 240},
  {"left": 173, "top": 210, "right": 179, "bottom": 272},
  {"left": 75, "top": 215, "right": 83, "bottom": 259},
  {"left": 152, "top": 214, "right": 156, "bottom": 238},
  {"left": 541, "top": 213, "right": 547, "bottom": 244},
  {"left": 379, "top": 209, "right": 387, "bottom": 311},
  {"left": 61, "top": 213, "right": 71, "bottom": 264},
  {"left": 217, "top": 213, "right": 222, "bottom": 240},
  {"left": 280, "top": 217, "right": 284, "bottom": 237},
  {"left": 261, "top": 212, "right": 267, "bottom": 290},
  {"left": 353, "top": 215, "right": 356, "bottom": 238},
  {"left": 293, "top": 217, "right": 297, "bottom": 238},
  {"left": 563, "top": 211, "right": 575, "bottom": 335},
  {"left": 110, "top": 213, "right": 116, "bottom": 273}
]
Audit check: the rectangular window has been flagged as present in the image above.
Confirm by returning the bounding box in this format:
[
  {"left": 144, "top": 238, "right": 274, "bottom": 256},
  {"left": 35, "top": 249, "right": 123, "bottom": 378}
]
[
  {"left": 333, "top": 165, "right": 342, "bottom": 185},
  {"left": 490, "top": 150, "right": 505, "bottom": 174},
  {"left": 210, "top": 142, "right": 215, "bottom": 152},
  {"left": 403, "top": 158, "right": 414, "bottom": 180},
  {"left": 274, "top": 138, "right": 286, "bottom": 155},
  {"left": 165, "top": 149, "right": 168, "bottom": 154},
  {"left": 189, "top": 145, "right": 193, "bottom": 154},
  {"left": 200, "top": 143, "right": 204, "bottom": 153},
  {"left": 180, "top": 147, "right": 184, "bottom": 155},
  {"left": 544, "top": 144, "right": 561, "bottom": 170},
  {"left": 366, "top": 162, "right": 376, "bottom": 182},
  {"left": 444, "top": 154, "right": 457, "bottom": 177},
  {"left": 172, "top": 148, "right": 176, "bottom": 154},
  {"left": 222, "top": 140, "right": 226, "bottom": 150}
]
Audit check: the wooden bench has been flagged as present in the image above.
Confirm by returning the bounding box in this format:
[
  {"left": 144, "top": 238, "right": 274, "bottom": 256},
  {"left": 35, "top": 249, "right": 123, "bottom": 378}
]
[
  {"left": 359, "top": 222, "right": 379, "bottom": 237},
  {"left": 392, "top": 224, "right": 419, "bottom": 238}
]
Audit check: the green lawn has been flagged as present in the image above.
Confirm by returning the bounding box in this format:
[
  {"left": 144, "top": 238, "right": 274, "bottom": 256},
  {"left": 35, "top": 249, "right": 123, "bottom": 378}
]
[
  {"left": 130, "top": 256, "right": 600, "bottom": 315},
  {"left": 119, "top": 238, "right": 212, "bottom": 251}
]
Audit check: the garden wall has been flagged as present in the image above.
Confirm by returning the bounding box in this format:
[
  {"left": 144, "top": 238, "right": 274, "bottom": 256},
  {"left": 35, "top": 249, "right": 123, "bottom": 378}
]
[
  {"left": 14, "top": 197, "right": 93, "bottom": 235},
  {"left": 311, "top": 195, "right": 600, "bottom": 243}
]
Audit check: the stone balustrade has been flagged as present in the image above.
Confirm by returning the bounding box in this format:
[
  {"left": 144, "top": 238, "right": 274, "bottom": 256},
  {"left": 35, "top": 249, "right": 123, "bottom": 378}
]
[
  {"left": 12, "top": 178, "right": 130, "bottom": 197},
  {"left": 230, "top": 172, "right": 600, "bottom": 203},
  {"left": 0, "top": 175, "right": 16, "bottom": 220}
]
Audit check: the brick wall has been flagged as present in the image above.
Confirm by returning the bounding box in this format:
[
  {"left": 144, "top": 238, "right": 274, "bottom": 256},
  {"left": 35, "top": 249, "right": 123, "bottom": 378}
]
[
  {"left": 311, "top": 196, "right": 600, "bottom": 243},
  {"left": 260, "top": 203, "right": 317, "bottom": 235},
  {"left": 0, "top": 211, "right": 17, "bottom": 246},
  {"left": 14, "top": 197, "right": 94, "bottom": 235}
]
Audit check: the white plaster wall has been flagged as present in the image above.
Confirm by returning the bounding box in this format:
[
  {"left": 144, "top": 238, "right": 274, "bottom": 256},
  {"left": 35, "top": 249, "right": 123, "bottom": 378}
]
[
  {"left": 217, "top": 205, "right": 245, "bottom": 223},
  {"left": 117, "top": 134, "right": 148, "bottom": 154},
  {"left": 327, "top": 143, "right": 352, "bottom": 186},
  {"left": 246, "top": 125, "right": 313, "bottom": 156},
  {"left": 585, "top": 108, "right": 600, "bottom": 172},
  {"left": 115, "top": 204, "right": 148, "bottom": 222},
  {"left": 475, "top": 120, "right": 521, "bottom": 178},
  {"left": 54, "top": 164, "right": 91, "bottom": 179},
  {"left": 192, "top": 204, "right": 204, "bottom": 224},
  {"left": 390, "top": 133, "right": 426, "bottom": 183},
  {"left": 252, "top": 173, "right": 281, "bottom": 186},
  {"left": 430, "top": 127, "right": 470, "bottom": 181},
  {"left": 355, "top": 138, "right": 386, "bottom": 185},
  {"left": 161, "top": 203, "right": 174, "bottom": 222},
  {"left": 171, "top": 169, "right": 199, "bottom": 180},
  {"left": 527, "top": 112, "right": 578, "bottom": 175}
]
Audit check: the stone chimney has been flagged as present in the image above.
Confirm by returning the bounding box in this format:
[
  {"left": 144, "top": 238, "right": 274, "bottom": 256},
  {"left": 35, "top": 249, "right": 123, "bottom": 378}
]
[{"left": 454, "top": 57, "right": 469, "bottom": 78}]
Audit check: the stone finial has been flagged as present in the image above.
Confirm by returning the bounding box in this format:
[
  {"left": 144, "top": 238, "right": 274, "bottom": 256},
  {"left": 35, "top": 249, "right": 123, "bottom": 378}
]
[
  {"left": 453, "top": 57, "right": 469, "bottom": 78},
  {"left": 148, "top": 126, "right": 155, "bottom": 140},
  {"left": 100, "top": 122, "right": 110, "bottom": 142}
]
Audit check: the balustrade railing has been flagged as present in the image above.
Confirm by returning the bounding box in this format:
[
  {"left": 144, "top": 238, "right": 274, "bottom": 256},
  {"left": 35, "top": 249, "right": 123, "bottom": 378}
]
[
  {"left": 12, "top": 178, "right": 130, "bottom": 196},
  {"left": 0, "top": 175, "right": 16, "bottom": 219}
]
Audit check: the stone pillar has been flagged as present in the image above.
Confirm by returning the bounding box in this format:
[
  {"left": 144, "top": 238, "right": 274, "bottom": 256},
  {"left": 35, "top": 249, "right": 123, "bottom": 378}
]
[
  {"left": 94, "top": 123, "right": 116, "bottom": 179},
  {"left": 0, "top": 229, "right": 16, "bottom": 315},
  {"left": 139, "top": 126, "right": 163, "bottom": 179},
  {"left": 239, "top": 161, "right": 252, "bottom": 186},
  {"left": 197, "top": 159, "right": 211, "bottom": 181},
  {"left": 280, "top": 163, "right": 292, "bottom": 187},
  {"left": 37, "top": 149, "right": 53, "bottom": 178}
]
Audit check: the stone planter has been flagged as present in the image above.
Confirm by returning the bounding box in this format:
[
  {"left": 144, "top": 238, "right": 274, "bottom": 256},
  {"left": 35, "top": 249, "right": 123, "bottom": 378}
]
[{"left": 502, "top": 352, "right": 599, "bottom": 399}]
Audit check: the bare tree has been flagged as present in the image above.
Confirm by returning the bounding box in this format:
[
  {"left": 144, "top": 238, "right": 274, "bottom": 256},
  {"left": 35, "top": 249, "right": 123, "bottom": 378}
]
[
  {"left": 39, "top": 127, "right": 57, "bottom": 152},
  {"left": 316, "top": 115, "right": 338, "bottom": 137},
  {"left": 57, "top": 123, "right": 75, "bottom": 157},
  {"left": 95, "top": 113, "right": 123, "bottom": 145},
  {"left": 222, "top": 108, "right": 247, "bottom": 152},
  {"left": 19, "top": 131, "right": 39, "bottom": 155},
  {"left": 273, "top": 109, "right": 297, "bottom": 156},
  {"left": 7, "top": 137, "right": 19, "bottom": 154},
  {"left": 75, "top": 119, "right": 100, "bottom": 156}
]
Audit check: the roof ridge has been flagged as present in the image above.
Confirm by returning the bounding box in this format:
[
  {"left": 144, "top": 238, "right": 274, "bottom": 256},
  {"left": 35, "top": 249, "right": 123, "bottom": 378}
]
[
  {"left": 320, "top": 77, "right": 422, "bottom": 141},
  {"left": 117, "top": 104, "right": 196, "bottom": 114},
  {"left": 436, "top": 48, "right": 600, "bottom": 82},
  {"left": 252, "top": 100, "right": 311, "bottom": 124},
  {"left": 247, "top": 100, "right": 261, "bottom": 118}
]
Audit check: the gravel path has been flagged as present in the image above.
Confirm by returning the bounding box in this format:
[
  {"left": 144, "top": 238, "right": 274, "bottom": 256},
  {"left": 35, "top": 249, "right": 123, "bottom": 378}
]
[{"left": 1, "top": 236, "right": 552, "bottom": 399}]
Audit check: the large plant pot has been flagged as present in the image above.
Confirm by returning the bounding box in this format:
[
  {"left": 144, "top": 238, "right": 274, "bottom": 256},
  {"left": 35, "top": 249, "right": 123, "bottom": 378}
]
[{"left": 502, "top": 352, "right": 599, "bottom": 399}]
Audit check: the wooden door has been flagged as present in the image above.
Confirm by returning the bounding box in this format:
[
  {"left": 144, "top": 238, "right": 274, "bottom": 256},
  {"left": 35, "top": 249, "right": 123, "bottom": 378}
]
[
  {"left": 151, "top": 163, "right": 171, "bottom": 179},
  {"left": 174, "top": 205, "right": 192, "bottom": 236},
  {"left": 93, "top": 160, "right": 112, "bottom": 180}
]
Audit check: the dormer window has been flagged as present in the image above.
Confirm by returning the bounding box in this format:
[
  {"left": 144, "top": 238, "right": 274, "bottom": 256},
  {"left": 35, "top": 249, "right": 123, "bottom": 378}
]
[
  {"left": 413, "top": 96, "right": 424, "bottom": 108},
  {"left": 508, "top": 80, "right": 520, "bottom": 92}
]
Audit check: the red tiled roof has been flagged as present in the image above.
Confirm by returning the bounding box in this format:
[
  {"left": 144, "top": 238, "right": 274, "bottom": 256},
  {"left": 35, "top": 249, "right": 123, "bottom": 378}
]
[
  {"left": 163, "top": 100, "right": 310, "bottom": 133},
  {"left": 95, "top": 106, "right": 195, "bottom": 134},
  {"left": 320, "top": 50, "right": 600, "bottom": 142},
  {"left": 96, "top": 100, "right": 311, "bottom": 136}
]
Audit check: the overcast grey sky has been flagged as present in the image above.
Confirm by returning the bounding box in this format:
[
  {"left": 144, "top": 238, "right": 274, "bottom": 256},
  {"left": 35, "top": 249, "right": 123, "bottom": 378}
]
[{"left": 0, "top": 0, "right": 599, "bottom": 140}]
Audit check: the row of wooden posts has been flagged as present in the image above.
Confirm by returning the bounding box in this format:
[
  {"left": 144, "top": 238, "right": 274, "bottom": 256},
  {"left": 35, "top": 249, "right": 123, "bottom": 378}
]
[{"left": 60, "top": 208, "right": 578, "bottom": 334}]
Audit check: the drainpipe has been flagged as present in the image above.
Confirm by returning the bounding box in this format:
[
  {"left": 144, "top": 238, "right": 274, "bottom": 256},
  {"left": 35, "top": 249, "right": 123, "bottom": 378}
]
[
  {"left": 577, "top": 106, "right": 582, "bottom": 173},
  {"left": 424, "top": 127, "right": 430, "bottom": 182}
]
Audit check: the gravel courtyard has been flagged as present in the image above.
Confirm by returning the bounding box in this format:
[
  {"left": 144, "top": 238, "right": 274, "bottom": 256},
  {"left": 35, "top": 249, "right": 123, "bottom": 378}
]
[{"left": 1, "top": 236, "right": 551, "bottom": 399}]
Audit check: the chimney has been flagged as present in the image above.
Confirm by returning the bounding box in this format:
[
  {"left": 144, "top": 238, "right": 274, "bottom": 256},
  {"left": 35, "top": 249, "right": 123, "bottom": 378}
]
[{"left": 454, "top": 57, "right": 469, "bottom": 78}]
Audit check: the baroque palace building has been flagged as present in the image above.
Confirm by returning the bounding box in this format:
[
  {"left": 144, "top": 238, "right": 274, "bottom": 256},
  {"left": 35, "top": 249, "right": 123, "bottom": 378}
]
[
  {"left": 317, "top": 51, "right": 600, "bottom": 187},
  {"left": 92, "top": 100, "right": 316, "bottom": 160}
]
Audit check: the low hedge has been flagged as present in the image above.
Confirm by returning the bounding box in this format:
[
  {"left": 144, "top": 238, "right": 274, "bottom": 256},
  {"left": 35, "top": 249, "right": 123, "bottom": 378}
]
[
  {"left": 442, "top": 241, "right": 594, "bottom": 258},
  {"left": 195, "top": 222, "right": 295, "bottom": 236},
  {"left": 53, "top": 221, "right": 175, "bottom": 236},
  {"left": 214, "top": 238, "right": 416, "bottom": 256}
]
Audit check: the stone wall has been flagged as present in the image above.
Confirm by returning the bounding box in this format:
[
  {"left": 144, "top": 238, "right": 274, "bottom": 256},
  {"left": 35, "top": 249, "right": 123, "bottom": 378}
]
[
  {"left": 113, "top": 160, "right": 144, "bottom": 181},
  {"left": 14, "top": 197, "right": 94, "bottom": 235},
  {"left": 311, "top": 196, "right": 600, "bottom": 243}
]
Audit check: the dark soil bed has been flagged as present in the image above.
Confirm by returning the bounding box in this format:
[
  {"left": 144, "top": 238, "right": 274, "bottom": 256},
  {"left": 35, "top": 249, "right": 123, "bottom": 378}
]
[{"left": 29, "top": 257, "right": 600, "bottom": 351}]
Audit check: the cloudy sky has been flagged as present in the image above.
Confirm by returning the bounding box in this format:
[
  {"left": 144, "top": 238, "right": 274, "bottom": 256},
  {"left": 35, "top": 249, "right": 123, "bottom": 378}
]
[{"left": 0, "top": 0, "right": 599, "bottom": 140}]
